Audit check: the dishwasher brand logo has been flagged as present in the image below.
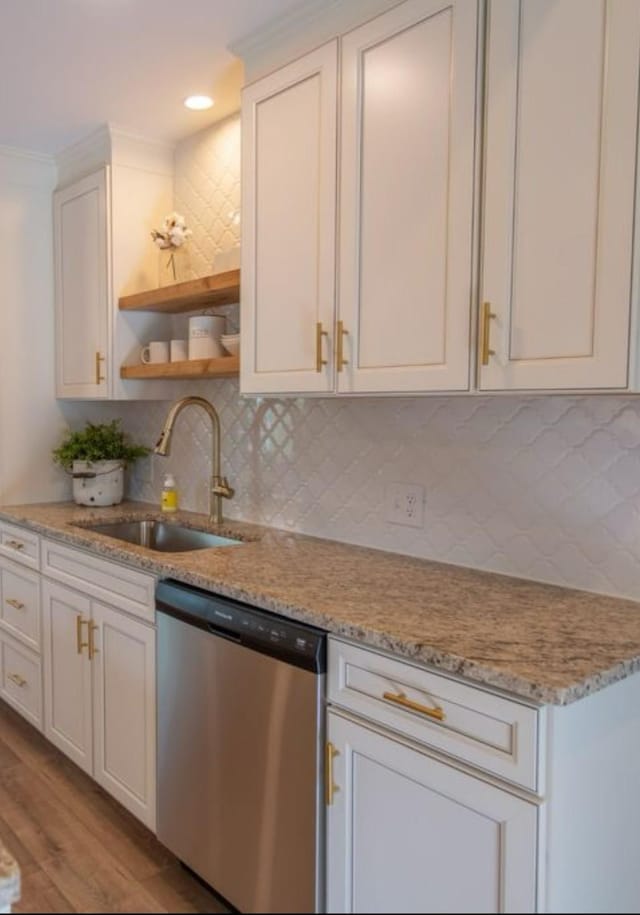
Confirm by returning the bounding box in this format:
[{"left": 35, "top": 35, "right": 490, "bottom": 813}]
[{"left": 214, "top": 610, "right": 233, "bottom": 621}]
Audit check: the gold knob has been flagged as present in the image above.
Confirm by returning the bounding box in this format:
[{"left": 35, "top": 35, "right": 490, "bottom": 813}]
[
  {"left": 8, "top": 673, "right": 27, "bottom": 688},
  {"left": 6, "top": 540, "right": 24, "bottom": 551},
  {"left": 316, "top": 323, "right": 328, "bottom": 373},
  {"left": 6, "top": 599, "right": 25, "bottom": 611},
  {"left": 336, "top": 321, "right": 349, "bottom": 373}
]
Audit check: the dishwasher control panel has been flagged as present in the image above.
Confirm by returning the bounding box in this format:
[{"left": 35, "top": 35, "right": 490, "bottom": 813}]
[{"left": 156, "top": 578, "right": 326, "bottom": 672}]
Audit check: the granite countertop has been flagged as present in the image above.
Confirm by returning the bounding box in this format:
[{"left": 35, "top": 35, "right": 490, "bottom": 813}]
[
  {"left": 3, "top": 500, "right": 640, "bottom": 706},
  {"left": 0, "top": 841, "right": 20, "bottom": 910}
]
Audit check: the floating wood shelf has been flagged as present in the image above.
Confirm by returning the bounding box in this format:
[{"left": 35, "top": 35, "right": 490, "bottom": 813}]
[
  {"left": 120, "top": 355, "right": 239, "bottom": 381},
  {"left": 118, "top": 269, "right": 240, "bottom": 314}
]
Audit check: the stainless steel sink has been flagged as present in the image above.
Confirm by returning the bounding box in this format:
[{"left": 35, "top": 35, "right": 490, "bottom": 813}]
[{"left": 81, "top": 520, "right": 241, "bottom": 552}]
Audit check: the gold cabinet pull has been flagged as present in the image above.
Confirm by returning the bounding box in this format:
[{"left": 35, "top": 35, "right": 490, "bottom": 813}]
[
  {"left": 7, "top": 673, "right": 27, "bottom": 688},
  {"left": 88, "top": 622, "right": 99, "bottom": 661},
  {"left": 336, "top": 320, "right": 349, "bottom": 372},
  {"left": 325, "top": 741, "right": 339, "bottom": 806},
  {"left": 316, "top": 322, "right": 328, "bottom": 373},
  {"left": 480, "top": 301, "right": 496, "bottom": 366},
  {"left": 76, "top": 616, "right": 89, "bottom": 655},
  {"left": 383, "top": 690, "right": 446, "bottom": 722},
  {"left": 6, "top": 540, "right": 24, "bottom": 551},
  {"left": 95, "top": 351, "right": 106, "bottom": 385},
  {"left": 6, "top": 599, "right": 25, "bottom": 611}
]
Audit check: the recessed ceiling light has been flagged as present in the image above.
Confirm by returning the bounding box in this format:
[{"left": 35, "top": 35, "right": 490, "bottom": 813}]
[{"left": 184, "top": 95, "right": 214, "bottom": 111}]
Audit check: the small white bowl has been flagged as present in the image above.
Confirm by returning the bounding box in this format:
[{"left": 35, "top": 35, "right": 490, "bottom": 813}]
[{"left": 221, "top": 334, "right": 240, "bottom": 357}]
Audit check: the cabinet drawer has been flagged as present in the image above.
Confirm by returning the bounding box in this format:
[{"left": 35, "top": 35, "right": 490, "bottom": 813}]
[
  {"left": 0, "top": 559, "right": 40, "bottom": 652},
  {"left": 0, "top": 633, "right": 42, "bottom": 730},
  {"left": 328, "top": 639, "right": 540, "bottom": 791},
  {"left": 0, "top": 522, "right": 40, "bottom": 570},
  {"left": 42, "top": 539, "right": 155, "bottom": 623}
]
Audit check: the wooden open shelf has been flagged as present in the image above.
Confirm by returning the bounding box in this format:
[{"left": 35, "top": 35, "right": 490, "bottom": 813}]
[
  {"left": 120, "top": 355, "right": 239, "bottom": 381},
  {"left": 118, "top": 269, "right": 240, "bottom": 314}
]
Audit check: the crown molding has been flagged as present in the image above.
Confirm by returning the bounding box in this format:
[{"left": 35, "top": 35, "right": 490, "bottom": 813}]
[
  {"left": 0, "top": 144, "right": 54, "bottom": 166},
  {"left": 55, "top": 123, "right": 175, "bottom": 187},
  {"left": 229, "top": 0, "right": 344, "bottom": 62},
  {"left": 230, "top": 0, "right": 400, "bottom": 82},
  {"left": 0, "top": 144, "right": 56, "bottom": 188}
]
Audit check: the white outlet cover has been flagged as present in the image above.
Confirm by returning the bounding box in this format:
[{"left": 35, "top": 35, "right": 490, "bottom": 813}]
[{"left": 386, "top": 482, "right": 425, "bottom": 529}]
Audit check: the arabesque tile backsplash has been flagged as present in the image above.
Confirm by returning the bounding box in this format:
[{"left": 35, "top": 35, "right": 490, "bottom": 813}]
[{"left": 60, "top": 113, "right": 640, "bottom": 603}]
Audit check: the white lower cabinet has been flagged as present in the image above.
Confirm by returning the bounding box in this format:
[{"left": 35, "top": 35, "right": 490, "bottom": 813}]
[
  {"left": 326, "top": 711, "right": 538, "bottom": 914},
  {"left": 42, "top": 580, "right": 94, "bottom": 774},
  {"left": 91, "top": 600, "right": 156, "bottom": 827},
  {"left": 0, "top": 633, "right": 42, "bottom": 731},
  {"left": 42, "top": 578, "right": 156, "bottom": 831}
]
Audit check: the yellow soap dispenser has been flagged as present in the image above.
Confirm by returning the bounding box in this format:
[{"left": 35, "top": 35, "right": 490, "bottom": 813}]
[{"left": 161, "top": 472, "right": 178, "bottom": 513}]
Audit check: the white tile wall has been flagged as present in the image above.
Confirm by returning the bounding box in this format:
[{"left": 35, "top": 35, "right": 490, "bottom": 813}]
[{"left": 61, "top": 114, "right": 640, "bottom": 603}]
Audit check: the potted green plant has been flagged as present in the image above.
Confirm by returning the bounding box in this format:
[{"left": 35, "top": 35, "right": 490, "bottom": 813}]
[{"left": 52, "top": 420, "right": 150, "bottom": 506}]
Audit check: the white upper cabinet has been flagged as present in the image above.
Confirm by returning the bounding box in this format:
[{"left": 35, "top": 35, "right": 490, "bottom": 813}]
[
  {"left": 338, "top": 0, "right": 479, "bottom": 393},
  {"left": 241, "top": 41, "right": 338, "bottom": 394},
  {"left": 480, "top": 0, "right": 640, "bottom": 391},
  {"left": 54, "top": 125, "right": 176, "bottom": 400},
  {"left": 54, "top": 168, "right": 110, "bottom": 399}
]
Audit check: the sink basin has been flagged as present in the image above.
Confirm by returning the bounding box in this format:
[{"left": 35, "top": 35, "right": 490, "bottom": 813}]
[{"left": 81, "top": 520, "right": 241, "bottom": 552}]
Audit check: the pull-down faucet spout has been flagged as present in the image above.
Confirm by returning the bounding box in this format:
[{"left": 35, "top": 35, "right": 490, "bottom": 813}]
[{"left": 154, "top": 396, "right": 234, "bottom": 524}]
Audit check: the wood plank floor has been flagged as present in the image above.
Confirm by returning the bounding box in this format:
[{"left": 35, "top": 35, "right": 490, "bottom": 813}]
[{"left": 0, "top": 700, "right": 229, "bottom": 914}]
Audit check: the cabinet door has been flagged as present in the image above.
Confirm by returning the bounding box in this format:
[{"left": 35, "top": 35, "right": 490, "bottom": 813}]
[
  {"left": 54, "top": 167, "right": 110, "bottom": 399},
  {"left": 241, "top": 41, "right": 338, "bottom": 394},
  {"left": 91, "top": 602, "right": 156, "bottom": 830},
  {"left": 338, "top": 0, "right": 478, "bottom": 393},
  {"left": 326, "top": 712, "right": 538, "bottom": 914},
  {"left": 42, "top": 580, "right": 93, "bottom": 774},
  {"left": 480, "top": 0, "right": 640, "bottom": 391}
]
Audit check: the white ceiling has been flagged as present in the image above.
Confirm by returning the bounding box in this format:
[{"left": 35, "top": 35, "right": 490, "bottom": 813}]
[{"left": 0, "top": 0, "right": 303, "bottom": 155}]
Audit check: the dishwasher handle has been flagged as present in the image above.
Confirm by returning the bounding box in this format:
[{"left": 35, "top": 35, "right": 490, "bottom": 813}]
[{"left": 207, "top": 623, "right": 242, "bottom": 645}]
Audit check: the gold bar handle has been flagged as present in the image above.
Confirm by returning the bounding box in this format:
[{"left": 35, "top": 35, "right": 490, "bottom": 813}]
[
  {"left": 316, "top": 322, "right": 328, "bottom": 373},
  {"left": 480, "top": 302, "right": 496, "bottom": 366},
  {"left": 95, "top": 351, "right": 106, "bottom": 385},
  {"left": 6, "top": 599, "right": 25, "bottom": 611},
  {"left": 8, "top": 673, "right": 27, "bottom": 688},
  {"left": 383, "top": 690, "right": 446, "bottom": 722},
  {"left": 88, "top": 622, "right": 99, "bottom": 661},
  {"left": 76, "top": 616, "right": 88, "bottom": 655},
  {"left": 6, "top": 540, "right": 24, "bottom": 551},
  {"left": 325, "top": 741, "right": 339, "bottom": 806},
  {"left": 336, "top": 321, "right": 349, "bottom": 373}
]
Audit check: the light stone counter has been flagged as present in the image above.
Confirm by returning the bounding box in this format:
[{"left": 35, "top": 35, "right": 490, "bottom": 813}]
[
  {"left": 3, "top": 500, "right": 640, "bottom": 706},
  {"left": 0, "top": 842, "right": 19, "bottom": 913}
]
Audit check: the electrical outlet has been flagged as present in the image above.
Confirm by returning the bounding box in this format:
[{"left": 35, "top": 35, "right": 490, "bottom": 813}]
[{"left": 386, "top": 482, "right": 425, "bottom": 528}]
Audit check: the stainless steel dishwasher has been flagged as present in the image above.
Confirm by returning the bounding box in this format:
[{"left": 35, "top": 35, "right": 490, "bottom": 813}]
[{"left": 156, "top": 579, "right": 326, "bottom": 914}]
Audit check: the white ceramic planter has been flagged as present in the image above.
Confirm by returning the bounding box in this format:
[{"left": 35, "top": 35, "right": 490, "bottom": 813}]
[{"left": 72, "top": 460, "right": 124, "bottom": 506}]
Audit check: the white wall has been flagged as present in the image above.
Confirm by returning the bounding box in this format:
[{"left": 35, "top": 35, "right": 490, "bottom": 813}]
[{"left": 0, "top": 147, "right": 69, "bottom": 504}]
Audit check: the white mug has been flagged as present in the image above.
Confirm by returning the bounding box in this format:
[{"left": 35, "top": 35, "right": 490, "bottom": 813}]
[
  {"left": 188, "top": 315, "right": 225, "bottom": 360},
  {"left": 170, "top": 339, "right": 188, "bottom": 362},
  {"left": 141, "top": 341, "right": 169, "bottom": 364}
]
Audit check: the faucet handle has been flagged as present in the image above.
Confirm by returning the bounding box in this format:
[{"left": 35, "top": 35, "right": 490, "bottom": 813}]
[{"left": 212, "top": 476, "right": 235, "bottom": 500}]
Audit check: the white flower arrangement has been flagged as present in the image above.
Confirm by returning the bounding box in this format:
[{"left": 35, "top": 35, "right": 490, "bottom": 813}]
[
  {"left": 151, "top": 212, "right": 192, "bottom": 282},
  {"left": 151, "top": 211, "right": 192, "bottom": 250}
]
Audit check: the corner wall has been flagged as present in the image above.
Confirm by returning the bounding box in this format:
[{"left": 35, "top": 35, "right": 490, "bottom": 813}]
[{"left": 0, "top": 148, "right": 70, "bottom": 504}]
